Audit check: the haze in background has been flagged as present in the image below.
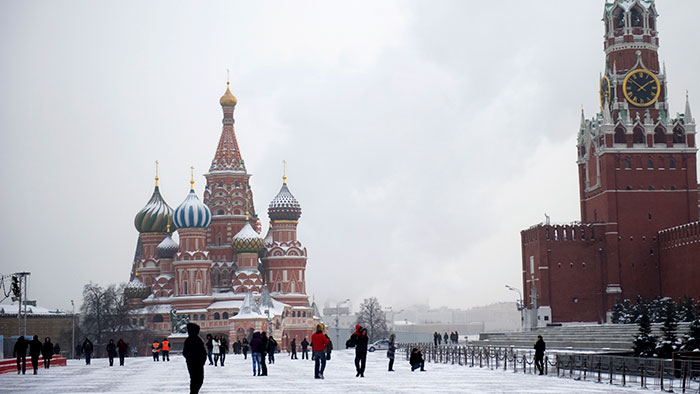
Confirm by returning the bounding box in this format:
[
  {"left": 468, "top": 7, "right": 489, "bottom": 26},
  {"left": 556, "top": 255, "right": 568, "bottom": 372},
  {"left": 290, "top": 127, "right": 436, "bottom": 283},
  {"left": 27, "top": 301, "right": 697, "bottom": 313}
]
[{"left": 2, "top": 1, "right": 699, "bottom": 311}]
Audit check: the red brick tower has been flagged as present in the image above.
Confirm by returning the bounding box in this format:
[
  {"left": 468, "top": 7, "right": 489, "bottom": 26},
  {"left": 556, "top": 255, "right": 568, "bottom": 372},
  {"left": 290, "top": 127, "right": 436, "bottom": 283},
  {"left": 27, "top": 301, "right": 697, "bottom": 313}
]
[
  {"left": 204, "top": 82, "right": 260, "bottom": 291},
  {"left": 578, "top": 0, "right": 697, "bottom": 310}
]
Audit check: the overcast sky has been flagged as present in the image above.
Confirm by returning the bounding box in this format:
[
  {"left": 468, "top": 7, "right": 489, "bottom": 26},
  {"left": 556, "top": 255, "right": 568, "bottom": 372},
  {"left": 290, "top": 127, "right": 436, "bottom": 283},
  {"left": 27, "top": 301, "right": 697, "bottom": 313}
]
[{"left": 2, "top": 1, "right": 699, "bottom": 313}]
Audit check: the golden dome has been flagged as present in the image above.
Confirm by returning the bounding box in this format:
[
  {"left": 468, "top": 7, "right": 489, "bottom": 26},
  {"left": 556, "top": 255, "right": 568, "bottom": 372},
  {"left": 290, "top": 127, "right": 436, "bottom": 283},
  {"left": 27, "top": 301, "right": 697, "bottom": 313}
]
[{"left": 219, "top": 82, "right": 237, "bottom": 107}]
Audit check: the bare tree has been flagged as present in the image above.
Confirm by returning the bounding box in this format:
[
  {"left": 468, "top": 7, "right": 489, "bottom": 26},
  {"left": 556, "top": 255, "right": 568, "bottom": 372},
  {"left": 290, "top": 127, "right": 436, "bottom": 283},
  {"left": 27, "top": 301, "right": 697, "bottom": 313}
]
[{"left": 356, "top": 297, "right": 389, "bottom": 343}]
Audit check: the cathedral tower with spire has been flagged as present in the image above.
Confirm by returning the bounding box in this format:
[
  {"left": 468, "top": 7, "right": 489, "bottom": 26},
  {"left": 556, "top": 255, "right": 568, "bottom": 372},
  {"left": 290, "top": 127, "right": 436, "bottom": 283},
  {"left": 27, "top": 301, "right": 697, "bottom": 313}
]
[{"left": 520, "top": 0, "right": 699, "bottom": 325}]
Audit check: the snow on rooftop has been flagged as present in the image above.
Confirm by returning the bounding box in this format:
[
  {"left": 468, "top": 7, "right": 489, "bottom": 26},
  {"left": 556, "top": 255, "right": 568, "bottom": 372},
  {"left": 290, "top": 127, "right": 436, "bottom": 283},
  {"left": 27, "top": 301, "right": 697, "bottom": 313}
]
[{"left": 0, "top": 303, "right": 67, "bottom": 315}]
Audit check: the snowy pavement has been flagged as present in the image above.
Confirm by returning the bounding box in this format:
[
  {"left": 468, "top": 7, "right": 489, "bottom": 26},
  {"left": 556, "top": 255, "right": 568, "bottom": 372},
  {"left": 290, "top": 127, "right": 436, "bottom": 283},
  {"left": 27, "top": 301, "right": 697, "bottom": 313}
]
[{"left": 0, "top": 349, "right": 663, "bottom": 393}]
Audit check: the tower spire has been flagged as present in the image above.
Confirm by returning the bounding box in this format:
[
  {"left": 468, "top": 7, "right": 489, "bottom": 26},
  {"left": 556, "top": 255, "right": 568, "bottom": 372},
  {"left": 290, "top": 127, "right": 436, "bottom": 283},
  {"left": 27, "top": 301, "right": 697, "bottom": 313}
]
[
  {"left": 282, "top": 160, "right": 287, "bottom": 184},
  {"left": 190, "top": 165, "right": 195, "bottom": 191},
  {"left": 686, "top": 91, "right": 694, "bottom": 124},
  {"left": 155, "top": 160, "right": 159, "bottom": 187}
]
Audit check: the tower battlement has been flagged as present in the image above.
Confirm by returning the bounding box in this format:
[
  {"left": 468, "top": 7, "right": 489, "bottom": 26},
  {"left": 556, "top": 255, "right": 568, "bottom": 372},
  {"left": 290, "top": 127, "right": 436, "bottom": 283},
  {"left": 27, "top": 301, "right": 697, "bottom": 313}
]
[{"left": 521, "top": 223, "right": 598, "bottom": 245}]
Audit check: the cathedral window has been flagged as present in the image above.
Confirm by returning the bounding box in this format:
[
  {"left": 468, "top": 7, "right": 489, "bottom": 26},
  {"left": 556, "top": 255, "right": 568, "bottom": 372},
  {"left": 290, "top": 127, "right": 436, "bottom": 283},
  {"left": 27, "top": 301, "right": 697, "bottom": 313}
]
[
  {"left": 217, "top": 210, "right": 225, "bottom": 216},
  {"left": 200, "top": 314, "right": 206, "bottom": 321},
  {"left": 214, "top": 312, "right": 220, "bottom": 320},
  {"left": 193, "top": 314, "right": 198, "bottom": 321},
  {"left": 153, "top": 315, "right": 163, "bottom": 323},
  {"left": 277, "top": 283, "right": 281, "bottom": 292},
  {"left": 223, "top": 312, "right": 229, "bottom": 319}
]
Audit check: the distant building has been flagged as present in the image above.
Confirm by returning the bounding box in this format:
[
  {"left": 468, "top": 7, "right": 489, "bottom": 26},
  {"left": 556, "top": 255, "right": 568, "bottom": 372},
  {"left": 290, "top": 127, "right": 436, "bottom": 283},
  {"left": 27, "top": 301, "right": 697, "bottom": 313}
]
[
  {"left": 520, "top": 0, "right": 700, "bottom": 326},
  {"left": 124, "top": 83, "right": 319, "bottom": 347},
  {"left": 0, "top": 303, "right": 73, "bottom": 358}
]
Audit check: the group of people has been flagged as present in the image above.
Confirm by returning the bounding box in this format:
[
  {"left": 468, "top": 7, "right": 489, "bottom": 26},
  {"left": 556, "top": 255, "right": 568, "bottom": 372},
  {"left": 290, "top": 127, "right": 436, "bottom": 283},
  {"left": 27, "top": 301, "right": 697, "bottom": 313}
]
[
  {"left": 205, "top": 334, "right": 227, "bottom": 366},
  {"left": 432, "top": 331, "right": 460, "bottom": 346},
  {"left": 150, "top": 338, "right": 170, "bottom": 362},
  {"left": 12, "top": 336, "right": 60, "bottom": 375}
]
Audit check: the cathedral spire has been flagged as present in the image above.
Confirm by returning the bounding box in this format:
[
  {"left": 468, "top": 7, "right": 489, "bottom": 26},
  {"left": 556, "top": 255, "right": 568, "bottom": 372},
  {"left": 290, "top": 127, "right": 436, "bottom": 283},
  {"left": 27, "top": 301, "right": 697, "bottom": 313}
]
[
  {"left": 685, "top": 91, "right": 694, "bottom": 124},
  {"left": 210, "top": 82, "right": 245, "bottom": 173}
]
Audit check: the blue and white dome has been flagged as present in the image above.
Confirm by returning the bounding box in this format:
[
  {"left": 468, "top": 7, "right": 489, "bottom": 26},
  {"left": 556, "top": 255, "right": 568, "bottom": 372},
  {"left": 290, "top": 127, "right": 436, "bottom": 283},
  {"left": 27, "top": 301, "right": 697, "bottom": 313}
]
[{"left": 174, "top": 189, "right": 212, "bottom": 229}]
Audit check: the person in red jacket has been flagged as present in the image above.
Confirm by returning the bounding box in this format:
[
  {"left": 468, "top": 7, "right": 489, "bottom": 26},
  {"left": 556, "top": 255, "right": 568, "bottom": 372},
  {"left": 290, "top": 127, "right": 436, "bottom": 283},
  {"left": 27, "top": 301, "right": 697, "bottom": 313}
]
[{"left": 311, "top": 324, "right": 330, "bottom": 379}]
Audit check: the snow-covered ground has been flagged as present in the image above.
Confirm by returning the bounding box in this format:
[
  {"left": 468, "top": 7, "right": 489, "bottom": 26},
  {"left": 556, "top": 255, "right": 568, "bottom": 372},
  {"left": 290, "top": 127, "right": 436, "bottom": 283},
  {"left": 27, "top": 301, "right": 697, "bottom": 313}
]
[{"left": 0, "top": 349, "right": 683, "bottom": 393}]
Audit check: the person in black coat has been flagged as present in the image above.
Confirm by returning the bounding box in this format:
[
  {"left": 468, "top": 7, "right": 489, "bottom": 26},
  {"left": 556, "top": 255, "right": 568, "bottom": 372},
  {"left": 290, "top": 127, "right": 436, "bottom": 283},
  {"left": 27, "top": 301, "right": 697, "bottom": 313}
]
[
  {"left": 82, "top": 338, "right": 93, "bottom": 365},
  {"left": 241, "top": 337, "right": 249, "bottom": 360},
  {"left": 259, "top": 332, "right": 269, "bottom": 376},
  {"left": 183, "top": 323, "right": 207, "bottom": 394},
  {"left": 410, "top": 348, "right": 425, "bottom": 371},
  {"left": 267, "top": 335, "right": 277, "bottom": 364},
  {"left": 29, "top": 335, "right": 42, "bottom": 374},
  {"left": 290, "top": 338, "right": 297, "bottom": 359},
  {"left": 106, "top": 339, "right": 117, "bottom": 367},
  {"left": 534, "top": 335, "right": 546, "bottom": 375},
  {"left": 41, "top": 337, "right": 54, "bottom": 369},
  {"left": 13, "top": 336, "right": 28, "bottom": 374},
  {"left": 325, "top": 334, "right": 333, "bottom": 361},
  {"left": 354, "top": 328, "right": 369, "bottom": 377},
  {"left": 53, "top": 343, "right": 61, "bottom": 356},
  {"left": 117, "top": 339, "right": 128, "bottom": 366},
  {"left": 301, "top": 338, "right": 309, "bottom": 360},
  {"left": 219, "top": 337, "right": 227, "bottom": 367},
  {"left": 205, "top": 334, "right": 213, "bottom": 365}
]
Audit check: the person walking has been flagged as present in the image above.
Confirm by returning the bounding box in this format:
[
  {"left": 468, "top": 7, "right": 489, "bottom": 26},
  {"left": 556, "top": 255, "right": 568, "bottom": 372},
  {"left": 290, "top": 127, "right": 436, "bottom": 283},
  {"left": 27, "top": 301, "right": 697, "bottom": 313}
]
[
  {"left": 53, "top": 343, "right": 61, "bottom": 357},
  {"left": 161, "top": 338, "right": 170, "bottom": 361},
  {"left": 219, "top": 337, "right": 227, "bottom": 366},
  {"left": 233, "top": 339, "right": 241, "bottom": 355},
  {"left": 206, "top": 334, "right": 214, "bottom": 365},
  {"left": 212, "top": 336, "right": 220, "bottom": 366},
  {"left": 241, "top": 337, "right": 249, "bottom": 360},
  {"left": 354, "top": 328, "right": 369, "bottom": 377},
  {"left": 290, "top": 338, "right": 297, "bottom": 359},
  {"left": 454, "top": 330, "right": 460, "bottom": 344},
  {"left": 75, "top": 343, "right": 82, "bottom": 360},
  {"left": 387, "top": 333, "right": 396, "bottom": 371},
  {"left": 301, "top": 338, "right": 309, "bottom": 360},
  {"left": 117, "top": 339, "right": 128, "bottom": 366},
  {"left": 410, "top": 348, "right": 426, "bottom": 371},
  {"left": 267, "top": 335, "right": 277, "bottom": 364},
  {"left": 433, "top": 331, "right": 438, "bottom": 346},
  {"left": 106, "top": 339, "right": 117, "bottom": 367},
  {"left": 13, "top": 336, "right": 28, "bottom": 375},
  {"left": 249, "top": 332, "right": 262, "bottom": 376},
  {"left": 82, "top": 338, "right": 93, "bottom": 365},
  {"left": 183, "top": 323, "right": 207, "bottom": 394},
  {"left": 29, "top": 335, "right": 42, "bottom": 375},
  {"left": 534, "top": 335, "right": 546, "bottom": 375},
  {"left": 42, "top": 337, "right": 54, "bottom": 369},
  {"left": 443, "top": 332, "right": 449, "bottom": 345},
  {"left": 259, "top": 332, "right": 269, "bottom": 376},
  {"left": 311, "top": 324, "right": 330, "bottom": 379},
  {"left": 152, "top": 340, "right": 161, "bottom": 362}
]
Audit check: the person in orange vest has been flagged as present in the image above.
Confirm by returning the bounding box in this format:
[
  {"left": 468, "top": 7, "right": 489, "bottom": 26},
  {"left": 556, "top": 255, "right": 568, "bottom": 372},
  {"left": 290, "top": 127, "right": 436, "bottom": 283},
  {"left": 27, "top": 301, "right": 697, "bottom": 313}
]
[
  {"left": 161, "top": 338, "right": 170, "bottom": 362},
  {"left": 152, "top": 340, "right": 160, "bottom": 362}
]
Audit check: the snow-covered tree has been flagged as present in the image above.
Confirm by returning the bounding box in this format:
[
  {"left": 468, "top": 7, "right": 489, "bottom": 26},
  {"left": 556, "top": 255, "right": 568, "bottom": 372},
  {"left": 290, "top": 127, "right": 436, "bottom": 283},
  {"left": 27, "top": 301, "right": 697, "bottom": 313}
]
[
  {"left": 676, "top": 296, "right": 696, "bottom": 322},
  {"left": 633, "top": 307, "right": 657, "bottom": 357},
  {"left": 681, "top": 318, "right": 700, "bottom": 352},
  {"left": 655, "top": 299, "right": 679, "bottom": 358},
  {"left": 355, "top": 297, "right": 389, "bottom": 343}
]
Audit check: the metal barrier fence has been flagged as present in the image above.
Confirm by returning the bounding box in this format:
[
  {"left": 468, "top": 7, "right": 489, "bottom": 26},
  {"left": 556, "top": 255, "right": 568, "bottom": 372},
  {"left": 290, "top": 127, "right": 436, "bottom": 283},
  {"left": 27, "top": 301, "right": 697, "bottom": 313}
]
[{"left": 399, "top": 343, "right": 700, "bottom": 393}]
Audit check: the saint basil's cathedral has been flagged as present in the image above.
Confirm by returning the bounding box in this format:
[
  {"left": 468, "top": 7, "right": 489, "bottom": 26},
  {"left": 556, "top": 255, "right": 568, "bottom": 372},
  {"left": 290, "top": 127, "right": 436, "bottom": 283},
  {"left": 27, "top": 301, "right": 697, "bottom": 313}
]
[{"left": 124, "top": 82, "right": 319, "bottom": 345}]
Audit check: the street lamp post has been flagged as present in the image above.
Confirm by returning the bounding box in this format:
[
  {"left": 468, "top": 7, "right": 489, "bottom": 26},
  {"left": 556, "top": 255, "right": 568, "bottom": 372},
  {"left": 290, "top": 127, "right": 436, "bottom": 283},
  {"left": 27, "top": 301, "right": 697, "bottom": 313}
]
[
  {"left": 71, "top": 300, "right": 75, "bottom": 359},
  {"left": 335, "top": 299, "right": 350, "bottom": 348},
  {"left": 505, "top": 285, "right": 525, "bottom": 331}
]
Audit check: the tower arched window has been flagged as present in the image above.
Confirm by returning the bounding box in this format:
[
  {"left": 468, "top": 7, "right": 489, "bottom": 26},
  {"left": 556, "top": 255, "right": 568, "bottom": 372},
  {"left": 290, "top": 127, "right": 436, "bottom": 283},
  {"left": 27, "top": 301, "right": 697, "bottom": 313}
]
[
  {"left": 633, "top": 127, "right": 645, "bottom": 144},
  {"left": 217, "top": 209, "right": 225, "bottom": 215},
  {"left": 612, "top": 8, "right": 625, "bottom": 29},
  {"left": 614, "top": 127, "right": 626, "bottom": 144},
  {"left": 624, "top": 157, "right": 631, "bottom": 170},
  {"left": 217, "top": 234, "right": 222, "bottom": 246},
  {"left": 654, "top": 128, "right": 665, "bottom": 145},
  {"left": 673, "top": 127, "right": 686, "bottom": 144},
  {"left": 630, "top": 7, "right": 643, "bottom": 27}
]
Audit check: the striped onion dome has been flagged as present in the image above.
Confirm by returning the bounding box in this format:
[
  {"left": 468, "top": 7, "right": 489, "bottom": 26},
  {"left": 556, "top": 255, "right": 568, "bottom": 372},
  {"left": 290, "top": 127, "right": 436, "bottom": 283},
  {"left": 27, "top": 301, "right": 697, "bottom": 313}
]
[
  {"left": 124, "top": 277, "right": 150, "bottom": 300},
  {"left": 134, "top": 186, "right": 174, "bottom": 233},
  {"left": 268, "top": 182, "right": 301, "bottom": 221},
  {"left": 232, "top": 221, "right": 264, "bottom": 253},
  {"left": 157, "top": 233, "right": 179, "bottom": 259},
  {"left": 174, "top": 189, "right": 212, "bottom": 229}
]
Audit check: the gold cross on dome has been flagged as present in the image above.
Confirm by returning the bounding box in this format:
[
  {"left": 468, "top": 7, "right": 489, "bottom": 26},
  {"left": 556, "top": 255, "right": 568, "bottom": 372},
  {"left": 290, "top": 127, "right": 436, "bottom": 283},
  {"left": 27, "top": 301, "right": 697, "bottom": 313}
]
[
  {"left": 155, "top": 160, "right": 160, "bottom": 186},
  {"left": 282, "top": 160, "right": 287, "bottom": 184},
  {"left": 190, "top": 165, "right": 195, "bottom": 190}
]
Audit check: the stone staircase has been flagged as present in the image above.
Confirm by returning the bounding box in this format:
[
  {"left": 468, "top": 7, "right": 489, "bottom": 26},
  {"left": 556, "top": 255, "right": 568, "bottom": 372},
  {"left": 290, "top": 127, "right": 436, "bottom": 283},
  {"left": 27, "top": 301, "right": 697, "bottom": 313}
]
[{"left": 470, "top": 323, "right": 692, "bottom": 353}]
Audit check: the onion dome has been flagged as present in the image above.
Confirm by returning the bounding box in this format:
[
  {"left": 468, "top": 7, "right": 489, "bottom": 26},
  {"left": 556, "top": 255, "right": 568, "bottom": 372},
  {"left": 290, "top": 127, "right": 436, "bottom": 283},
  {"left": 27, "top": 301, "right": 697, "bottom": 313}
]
[
  {"left": 157, "top": 229, "right": 179, "bottom": 259},
  {"left": 232, "top": 221, "right": 264, "bottom": 253},
  {"left": 268, "top": 179, "right": 301, "bottom": 221},
  {"left": 174, "top": 174, "right": 212, "bottom": 229},
  {"left": 219, "top": 82, "right": 237, "bottom": 107},
  {"left": 134, "top": 185, "right": 174, "bottom": 233},
  {"left": 124, "top": 276, "right": 151, "bottom": 300}
]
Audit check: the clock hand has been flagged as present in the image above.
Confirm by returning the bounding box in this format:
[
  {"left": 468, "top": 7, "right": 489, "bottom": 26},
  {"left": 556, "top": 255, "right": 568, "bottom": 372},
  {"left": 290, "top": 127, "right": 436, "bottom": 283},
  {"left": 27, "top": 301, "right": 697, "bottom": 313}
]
[
  {"left": 638, "top": 80, "right": 654, "bottom": 91},
  {"left": 629, "top": 79, "right": 644, "bottom": 89}
]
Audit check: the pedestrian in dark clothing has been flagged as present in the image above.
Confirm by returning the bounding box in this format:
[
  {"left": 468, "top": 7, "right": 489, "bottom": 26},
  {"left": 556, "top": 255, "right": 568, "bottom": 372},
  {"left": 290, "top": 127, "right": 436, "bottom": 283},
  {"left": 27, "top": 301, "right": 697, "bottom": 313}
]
[
  {"left": 206, "top": 334, "right": 214, "bottom": 365},
  {"left": 534, "top": 335, "right": 546, "bottom": 375},
  {"left": 387, "top": 333, "right": 396, "bottom": 371},
  {"left": 53, "top": 343, "right": 61, "bottom": 356},
  {"left": 106, "top": 339, "right": 117, "bottom": 367},
  {"left": 443, "top": 332, "right": 449, "bottom": 345},
  {"left": 41, "top": 337, "right": 54, "bottom": 369},
  {"left": 219, "top": 337, "right": 227, "bottom": 366},
  {"left": 267, "top": 336, "right": 277, "bottom": 364},
  {"left": 301, "top": 338, "right": 309, "bottom": 360},
  {"left": 75, "top": 343, "right": 82, "bottom": 360},
  {"left": 312, "top": 324, "right": 330, "bottom": 379},
  {"left": 242, "top": 337, "right": 249, "bottom": 360},
  {"left": 325, "top": 334, "right": 333, "bottom": 361},
  {"left": 82, "top": 339, "right": 93, "bottom": 365},
  {"left": 354, "top": 328, "right": 369, "bottom": 377},
  {"left": 117, "top": 339, "right": 128, "bottom": 366},
  {"left": 183, "top": 323, "right": 207, "bottom": 394},
  {"left": 13, "top": 336, "right": 28, "bottom": 374},
  {"left": 29, "top": 335, "right": 42, "bottom": 374},
  {"left": 436, "top": 332, "right": 442, "bottom": 345},
  {"left": 260, "top": 332, "right": 269, "bottom": 376},
  {"left": 410, "top": 348, "right": 425, "bottom": 371},
  {"left": 290, "top": 338, "right": 298, "bottom": 359},
  {"left": 250, "top": 332, "right": 262, "bottom": 376},
  {"left": 455, "top": 331, "right": 459, "bottom": 344},
  {"left": 234, "top": 339, "right": 241, "bottom": 355}
]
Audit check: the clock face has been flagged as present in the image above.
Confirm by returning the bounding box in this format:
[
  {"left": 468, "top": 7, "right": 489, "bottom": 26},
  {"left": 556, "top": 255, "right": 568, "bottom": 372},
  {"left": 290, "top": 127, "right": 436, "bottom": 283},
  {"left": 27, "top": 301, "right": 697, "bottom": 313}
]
[
  {"left": 599, "top": 75, "right": 613, "bottom": 109},
  {"left": 623, "top": 69, "right": 660, "bottom": 107}
]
